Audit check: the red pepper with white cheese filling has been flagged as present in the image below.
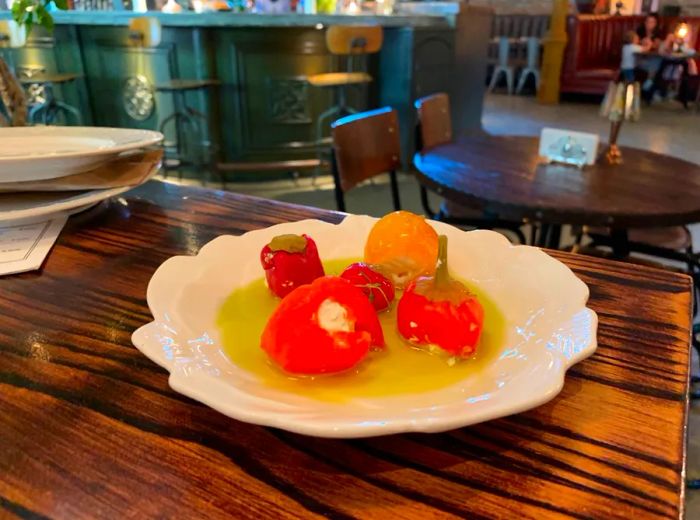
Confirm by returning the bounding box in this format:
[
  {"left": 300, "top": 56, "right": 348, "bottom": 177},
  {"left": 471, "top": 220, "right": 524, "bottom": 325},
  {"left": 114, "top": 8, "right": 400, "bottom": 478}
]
[{"left": 261, "top": 276, "right": 385, "bottom": 374}]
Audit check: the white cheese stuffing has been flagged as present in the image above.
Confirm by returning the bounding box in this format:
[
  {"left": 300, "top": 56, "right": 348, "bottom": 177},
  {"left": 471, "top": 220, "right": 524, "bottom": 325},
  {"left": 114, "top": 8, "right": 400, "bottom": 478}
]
[{"left": 317, "top": 299, "right": 354, "bottom": 333}]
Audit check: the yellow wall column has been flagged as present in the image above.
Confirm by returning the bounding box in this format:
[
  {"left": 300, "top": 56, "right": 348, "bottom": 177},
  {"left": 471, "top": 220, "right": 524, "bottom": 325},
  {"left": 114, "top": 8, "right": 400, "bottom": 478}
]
[{"left": 537, "top": 0, "right": 569, "bottom": 105}]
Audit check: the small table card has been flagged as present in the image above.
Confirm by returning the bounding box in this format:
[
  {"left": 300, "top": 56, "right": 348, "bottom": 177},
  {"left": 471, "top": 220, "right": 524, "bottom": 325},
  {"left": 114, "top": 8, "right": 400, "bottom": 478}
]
[
  {"left": 539, "top": 128, "right": 599, "bottom": 168},
  {"left": 0, "top": 217, "right": 67, "bottom": 276}
]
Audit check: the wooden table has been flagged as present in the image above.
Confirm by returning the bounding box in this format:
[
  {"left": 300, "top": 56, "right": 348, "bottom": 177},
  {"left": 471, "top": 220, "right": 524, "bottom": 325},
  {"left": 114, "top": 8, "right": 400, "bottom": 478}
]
[
  {"left": 0, "top": 181, "right": 693, "bottom": 519},
  {"left": 413, "top": 133, "right": 700, "bottom": 248}
]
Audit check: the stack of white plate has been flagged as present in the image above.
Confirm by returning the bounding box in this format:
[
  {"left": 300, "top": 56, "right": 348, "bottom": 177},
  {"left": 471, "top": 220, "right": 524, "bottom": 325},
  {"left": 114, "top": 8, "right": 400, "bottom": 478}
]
[{"left": 0, "top": 126, "right": 164, "bottom": 223}]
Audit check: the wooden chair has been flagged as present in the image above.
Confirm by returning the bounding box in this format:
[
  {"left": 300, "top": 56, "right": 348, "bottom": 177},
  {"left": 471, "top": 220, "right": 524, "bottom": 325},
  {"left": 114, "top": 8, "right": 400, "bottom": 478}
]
[
  {"left": 577, "top": 225, "right": 696, "bottom": 273},
  {"left": 414, "top": 93, "right": 528, "bottom": 244},
  {"left": 414, "top": 92, "right": 453, "bottom": 151},
  {"left": 330, "top": 106, "right": 401, "bottom": 213},
  {"left": 413, "top": 92, "right": 462, "bottom": 219},
  {"left": 0, "top": 56, "right": 26, "bottom": 127}
]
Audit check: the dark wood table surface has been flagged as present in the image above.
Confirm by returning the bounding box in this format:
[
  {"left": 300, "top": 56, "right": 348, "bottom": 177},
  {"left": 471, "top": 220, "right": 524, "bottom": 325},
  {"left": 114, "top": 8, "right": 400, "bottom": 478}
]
[
  {"left": 0, "top": 181, "right": 693, "bottom": 519},
  {"left": 413, "top": 134, "right": 700, "bottom": 228}
]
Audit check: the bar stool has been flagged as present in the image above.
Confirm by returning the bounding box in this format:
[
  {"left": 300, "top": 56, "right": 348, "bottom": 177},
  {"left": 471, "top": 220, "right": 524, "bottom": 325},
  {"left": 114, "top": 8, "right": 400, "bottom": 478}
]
[
  {"left": 1, "top": 21, "right": 82, "bottom": 126},
  {"left": 309, "top": 25, "right": 383, "bottom": 178},
  {"left": 330, "top": 107, "right": 401, "bottom": 213},
  {"left": 515, "top": 37, "right": 541, "bottom": 95},
  {"left": 414, "top": 92, "right": 528, "bottom": 244},
  {"left": 20, "top": 72, "right": 82, "bottom": 125},
  {"left": 488, "top": 37, "right": 515, "bottom": 95},
  {"left": 155, "top": 79, "right": 220, "bottom": 171},
  {"left": 129, "top": 17, "right": 219, "bottom": 175}
]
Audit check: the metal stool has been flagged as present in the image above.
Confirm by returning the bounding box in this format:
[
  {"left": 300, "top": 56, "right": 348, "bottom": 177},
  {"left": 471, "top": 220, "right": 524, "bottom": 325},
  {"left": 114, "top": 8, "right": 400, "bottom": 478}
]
[
  {"left": 308, "top": 25, "right": 383, "bottom": 180},
  {"left": 516, "top": 37, "right": 541, "bottom": 94},
  {"left": 20, "top": 72, "right": 82, "bottom": 125},
  {"left": 128, "top": 17, "right": 219, "bottom": 181},
  {"left": 155, "top": 79, "right": 220, "bottom": 174},
  {"left": 488, "top": 37, "right": 515, "bottom": 95},
  {"left": 2, "top": 21, "right": 70, "bottom": 126}
]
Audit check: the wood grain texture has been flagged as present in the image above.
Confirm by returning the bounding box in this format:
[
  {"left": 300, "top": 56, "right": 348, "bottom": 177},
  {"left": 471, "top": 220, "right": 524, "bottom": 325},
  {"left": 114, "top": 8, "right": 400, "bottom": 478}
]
[
  {"left": 0, "top": 181, "right": 692, "bottom": 520},
  {"left": 414, "top": 134, "right": 700, "bottom": 227}
]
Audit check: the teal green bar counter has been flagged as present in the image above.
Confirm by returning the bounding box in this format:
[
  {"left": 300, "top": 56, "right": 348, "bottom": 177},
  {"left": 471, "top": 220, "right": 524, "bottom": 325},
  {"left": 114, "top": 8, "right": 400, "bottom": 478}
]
[{"left": 0, "top": 6, "right": 492, "bottom": 174}]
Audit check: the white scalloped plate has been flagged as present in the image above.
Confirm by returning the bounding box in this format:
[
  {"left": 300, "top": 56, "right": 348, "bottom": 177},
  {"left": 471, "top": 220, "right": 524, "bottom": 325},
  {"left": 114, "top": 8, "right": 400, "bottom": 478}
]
[
  {"left": 0, "top": 158, "right": 161, "bottom": 224},
  {"left": 0, "top": 127, "right": 163, "bottom": 182},
  {"left": 132, "top": 215, "right": 597, "bottom": 438}
]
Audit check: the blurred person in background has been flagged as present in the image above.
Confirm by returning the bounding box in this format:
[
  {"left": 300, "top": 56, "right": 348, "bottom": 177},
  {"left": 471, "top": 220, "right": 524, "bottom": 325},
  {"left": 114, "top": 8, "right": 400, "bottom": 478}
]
[
  {"left": 620, "top": 30, "right": 649, "bottom": 82},
  {"left": 637, "top": 13, "right": 665, "bottom": 50}
]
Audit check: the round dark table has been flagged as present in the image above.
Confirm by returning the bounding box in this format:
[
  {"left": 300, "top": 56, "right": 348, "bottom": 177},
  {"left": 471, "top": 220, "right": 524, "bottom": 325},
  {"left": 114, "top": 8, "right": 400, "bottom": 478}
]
[{"left": 413, "top": 134, "right": 700, "bottom": 248}]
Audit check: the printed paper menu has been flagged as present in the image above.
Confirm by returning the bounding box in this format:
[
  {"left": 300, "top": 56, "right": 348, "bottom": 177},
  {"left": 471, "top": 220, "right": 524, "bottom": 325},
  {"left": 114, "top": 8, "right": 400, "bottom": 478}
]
[{"left": 0, "top": 218, "right": 67, "bottom": 275}]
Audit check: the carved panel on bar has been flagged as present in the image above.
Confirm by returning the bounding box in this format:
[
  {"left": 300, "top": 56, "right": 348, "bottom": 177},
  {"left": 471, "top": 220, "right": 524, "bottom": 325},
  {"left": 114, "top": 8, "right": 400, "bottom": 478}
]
[{"left": 266, "top": 77, "right": 311, "bottom": 124}]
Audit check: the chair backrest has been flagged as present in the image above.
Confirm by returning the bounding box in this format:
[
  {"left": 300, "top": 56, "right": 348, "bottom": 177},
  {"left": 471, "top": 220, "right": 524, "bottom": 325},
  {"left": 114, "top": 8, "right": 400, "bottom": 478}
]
[
  {"left": 491, "top": 14, "right": 550, "bottom": 39},
  {"left": 414, "top": 92, "right": 452, "bottom": 151},
  {"left": 128, "top": 17, "right": 162, "bottom": 48},
  {"left": 326, "top": 25, "right": 383, "bottom": 55},
  {"left": 331, "top": 107, "right": 401, "bottom": 193},
  {"left": 0, "top": 56, "right": 26, "bottom": 127}
]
